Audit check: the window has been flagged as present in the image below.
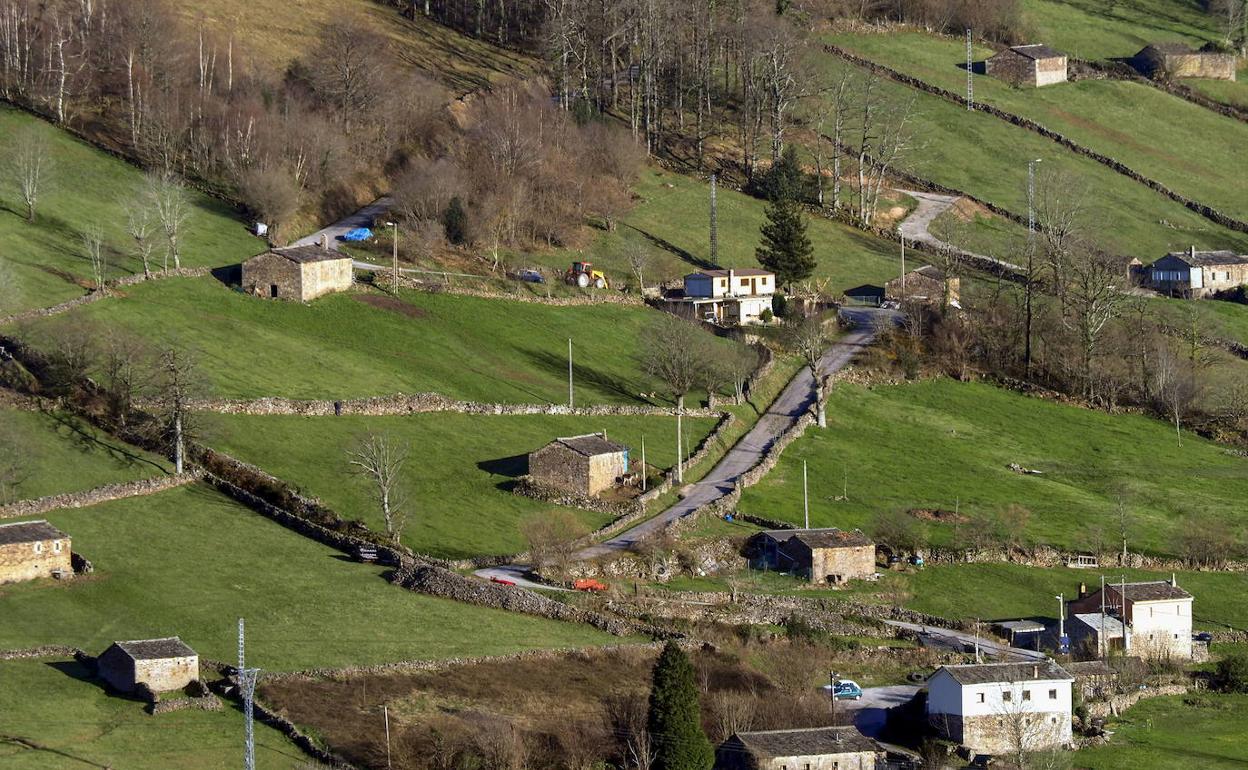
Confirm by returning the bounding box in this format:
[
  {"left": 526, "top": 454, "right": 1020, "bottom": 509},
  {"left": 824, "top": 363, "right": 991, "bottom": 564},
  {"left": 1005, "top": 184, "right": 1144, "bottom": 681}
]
[
  {"left": 33, "top": 542, "right": 42, "bottom": 554},
  {"left": 977, "top": 693, "right": 986, "bottom": 703},
  {"left": 53, "top": 541, "right": 62, "bottom": 553},
  {"left": 1022, "top": 690, "right": 1032, "bottom": 701},
  {"left": 1049, "top": 689, "right": 1058, "bottom": 700},
  {"left": 1003, "top": 690, "right": 1013, "bottom": 702}
]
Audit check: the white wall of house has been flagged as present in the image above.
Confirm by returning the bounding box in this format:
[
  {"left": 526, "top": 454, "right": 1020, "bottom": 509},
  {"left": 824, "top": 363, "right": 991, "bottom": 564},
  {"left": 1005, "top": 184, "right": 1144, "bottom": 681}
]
[{"left": 1128, "top": 599, "right": 1193, "bottom": 659}]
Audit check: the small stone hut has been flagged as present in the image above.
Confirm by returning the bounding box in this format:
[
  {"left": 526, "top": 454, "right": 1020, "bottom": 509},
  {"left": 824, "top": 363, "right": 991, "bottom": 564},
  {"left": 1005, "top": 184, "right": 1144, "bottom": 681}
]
[
  {"left": 97, "top": 637, "right": 199, "bottom": 694},
  {"left": 985, "top": 44, "right": 1068, "bottom": 86},
  {"left": 885, "top": 264, "right": 960, "bottom": 306},
  {"left": 1131, "top": 43, "right": 1238, "bottom": 81},
  {"left": 528, "top": 433, "right": 629, "bottom": 497},
  {"left": 240, "top": 244, "right": 353, "bottom": 302},
  {"left": 0, "top": 520, "right": 71, "bottom": 584},
  {"left": 750, "top": 528, "right": 876, "bottom": 585},
  {"left": 716, "top": 726, "right": 880, "bottom": 770}
]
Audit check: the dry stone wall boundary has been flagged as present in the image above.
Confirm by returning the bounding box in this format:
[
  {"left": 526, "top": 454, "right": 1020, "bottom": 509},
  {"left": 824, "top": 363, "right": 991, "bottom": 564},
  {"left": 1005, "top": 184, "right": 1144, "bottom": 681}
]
[
  {"left": 0, "top": 268, "right": 213, "bottom": 327},
  {"left": 174, "top": 392, "right": 722, "bottom": 418},
  {"left": 375, "top": 270, "right": 646, "bottom": 306},
  {"left": 0, "top": 472, "right": 202, "bottom": 520}
]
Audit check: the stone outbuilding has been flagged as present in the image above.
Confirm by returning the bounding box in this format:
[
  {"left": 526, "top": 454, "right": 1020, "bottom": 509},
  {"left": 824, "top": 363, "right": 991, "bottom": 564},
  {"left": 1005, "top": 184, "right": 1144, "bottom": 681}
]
[
  {"left": 749, "top": 528, "right": 876, "bottom": 585},
  {"left": 1131, "top": 43, "right": 1238, "bottom": 81},
  {"left": 1142, "top": 246, "right": 1248, "bottom": 297},
  {"left": 716, "top": 726, "right": 880, "bottom": 770},
  {"left": 240, "top": 244, "right": 353, "bottom": 302},
  {"left": 985, "top": 44, "right": 1068, "bottom": 86},
  {"left": 97, "top": 637, "right": 200, "bottom": 694},
  {"left": 0, "top": 520, "right": 71, "bottom": 584},
  {"left": 885, "top": 265, "right": 960, "bottom": 307},
  {"left": 528, "top": 433, "right": 629, "bottom": 497}
]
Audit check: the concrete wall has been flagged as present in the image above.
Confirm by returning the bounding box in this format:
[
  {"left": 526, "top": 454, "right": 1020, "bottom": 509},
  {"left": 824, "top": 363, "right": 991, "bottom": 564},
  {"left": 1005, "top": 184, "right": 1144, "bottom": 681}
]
[{"left": 0, "top": 537, "right": 72, "bottom": 583}]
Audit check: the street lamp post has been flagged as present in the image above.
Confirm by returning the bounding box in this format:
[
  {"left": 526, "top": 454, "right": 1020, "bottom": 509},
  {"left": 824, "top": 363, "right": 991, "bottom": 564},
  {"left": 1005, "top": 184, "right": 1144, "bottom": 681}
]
[
  {"left": 1024, "top": 159, "right": 1042, "bottom": 376},
  {"left": 384, "top": 221, "right": 398, "bottom": 295},
  {"left": 1056, "top": 592, "right": 1066, "bottom": 646}
]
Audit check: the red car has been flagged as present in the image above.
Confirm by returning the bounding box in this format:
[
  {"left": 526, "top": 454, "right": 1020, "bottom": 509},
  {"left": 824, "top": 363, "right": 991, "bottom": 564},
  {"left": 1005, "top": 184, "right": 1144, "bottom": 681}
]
[{"left": 490, "top": 576, "right": 516, "bottom": 587}]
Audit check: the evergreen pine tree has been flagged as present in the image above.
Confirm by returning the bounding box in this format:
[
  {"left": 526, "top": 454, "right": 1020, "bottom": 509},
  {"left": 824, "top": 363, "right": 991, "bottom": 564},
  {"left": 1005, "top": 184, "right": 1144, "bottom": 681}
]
[
  {"left": 647, "top": 642, "right": 714, "bottom": 770},
  {"left": 756, "top": 195, "right": 815, "bottom": 289},
  {"left": 443, "top": 196, "right": 468, "bottom": 245},
  {"left": 756, "top": 145, "right": 805, "bottom": 203}
]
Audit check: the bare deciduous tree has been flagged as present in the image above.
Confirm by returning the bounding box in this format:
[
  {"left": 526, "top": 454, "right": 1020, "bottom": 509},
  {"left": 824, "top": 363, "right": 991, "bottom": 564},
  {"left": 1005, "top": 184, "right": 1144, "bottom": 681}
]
[
  {"left": 786, "top": 315, "right": 830, "bottom": 427},
  {"left": 348, "top": 432, "right": 410, "bottom": 544},
  {"left": 146, "top": 174, "right": 189, "bottom": 270},
  {"left": 641, "top": 314, "right": 707, "bottom": 411},
  {"left": 152, "top": 347, "right": 199, "bottom": 474},
  {"left": 0, "top": 427, "right": 29, "bottom": 504},
  {"left": 1060, "top": 247, "right": 1129, "bottom": 399},
  {"left": 81, "top": 224, "right": 106, "bottom": 289},
  {"left": 626, "top": 240, "right": 650, "bottom": 292},
  {"left": 125, "top": 199, "right": 157, "bottom": 279},
  {"left": 8, "top": 126, "right": 49, "bottom": 223},
  {"left": 1150, "top": 342, "right": 1201, "bottom": 447},
  {"left": 520, "top": 509, "right": 588, "bottom": 575}
]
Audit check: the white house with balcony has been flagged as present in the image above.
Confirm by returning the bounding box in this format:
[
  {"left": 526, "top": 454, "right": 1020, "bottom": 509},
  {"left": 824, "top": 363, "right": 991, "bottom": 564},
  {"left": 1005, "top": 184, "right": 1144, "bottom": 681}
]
[
  {"left": 926, "top": 660, "right": 1074, "bottom": 756},
  {"left": 665, "top": 268, "right": 775, "bottom": 325},
  {"left": 1068, "top": 578, "right": 1193, "bottom": 660}
]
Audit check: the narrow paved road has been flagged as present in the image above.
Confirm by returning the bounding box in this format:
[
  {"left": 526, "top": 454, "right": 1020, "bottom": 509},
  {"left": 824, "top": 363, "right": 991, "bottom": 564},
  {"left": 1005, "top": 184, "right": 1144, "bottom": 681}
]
[
  {"left": 883, "top": 620, "right": 1047, "bottom": 661},
  {"left": 896, "top": 189, "right": 1022, "bottom": 274},
  {"left": 292, "top": 197, "right": 394, "bottom": 250}
]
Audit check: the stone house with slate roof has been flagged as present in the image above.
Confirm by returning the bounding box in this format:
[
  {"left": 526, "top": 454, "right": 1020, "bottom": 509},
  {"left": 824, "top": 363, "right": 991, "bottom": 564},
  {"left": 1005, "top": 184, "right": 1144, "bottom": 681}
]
[
  {"left": 1068, "top": 579, "right": 1194, "bottom": 660},
  {"left": 97, "top": 637, "right": 200, "bottom": 694},
  {"left": 750, "top": 528, "right": 876, "bottom": 585},
  {"left": 241, "top": 244, "right": 353, "bottom": 301},
  {"left": 716, "top": 726, "right": 881, "bottom": 770},
  {"left": 985, "top": 44, "right": 1068, "bottom": 86},
  {"left": 1143, "top": 246, "right": 1248, "bottom": 297},
  {"left": 1131, "top": 43, "right": 1238, "bottom": 81},
  {"left": 528, "top": 433, "right": 629, "bottom": 496},
  {"left": 0, "top": 519, "right": 71, "bottom": 583},
  {"left": 926, "top": 660, "right": 1074, "bottom": 755}
]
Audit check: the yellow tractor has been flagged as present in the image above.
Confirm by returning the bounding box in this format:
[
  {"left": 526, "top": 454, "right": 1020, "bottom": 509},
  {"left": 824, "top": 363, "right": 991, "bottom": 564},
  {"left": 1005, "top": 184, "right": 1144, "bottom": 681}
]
[{"left": 565, "top": 261, "right": 609, "bottom": 289}]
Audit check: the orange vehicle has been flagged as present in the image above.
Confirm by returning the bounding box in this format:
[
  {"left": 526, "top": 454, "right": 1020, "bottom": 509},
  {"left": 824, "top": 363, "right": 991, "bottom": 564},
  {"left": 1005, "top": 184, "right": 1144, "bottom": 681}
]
[{"left": 574, "top": 578, "right": 609, "bottom": 592}]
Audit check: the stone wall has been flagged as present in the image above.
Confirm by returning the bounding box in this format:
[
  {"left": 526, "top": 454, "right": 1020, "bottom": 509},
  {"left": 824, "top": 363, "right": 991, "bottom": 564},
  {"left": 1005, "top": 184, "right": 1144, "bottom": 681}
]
[
  {"left": 1087, "top": 682, "right": 1192, "bottom": 719},
  {"left": 0, "top": 645, "right": 84, "bottom": 660},
  {"left": 376, "top": 269, "right": 645, "bottom": 306},
  {"left": 0, "top": 472, "right": 203, "bottom": 520},
  {"left": 528, "top": 443, "right": 595, "bottom": 495},
  {"left": 241, "top": 251, "right": 304, "bottom": 300},
  {"left": 985, "top": 50, "right": 1039, "bottom": 86},
  {"left": 150, "top": 692, "right": 222, "bottom": 715},
  {"left": 810, "top": 543, "right": 877, "bottom": 584}
]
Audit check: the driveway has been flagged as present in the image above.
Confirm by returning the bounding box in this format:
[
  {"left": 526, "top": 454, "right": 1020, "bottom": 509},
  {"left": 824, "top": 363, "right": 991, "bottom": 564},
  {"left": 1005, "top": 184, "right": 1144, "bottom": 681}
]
[
  {"left": 826, "top": 684, "right": 921, "bottom": 738},
  {"left": 896, "top": 189, "right": 1022, "bottom": 274},
  {"left": 884, "top": 620, "right": 1047, "bottom": 661},
  {"left": 291, "top": 196, "right": 394, "bottom": 252}
]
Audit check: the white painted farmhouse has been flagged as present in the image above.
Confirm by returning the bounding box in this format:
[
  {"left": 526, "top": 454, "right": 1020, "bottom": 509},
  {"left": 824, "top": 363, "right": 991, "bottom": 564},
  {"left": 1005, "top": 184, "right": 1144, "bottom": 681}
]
[
  {"left": 666, "top": 268, "right": 775, "bottom": 325},
  {"left": 1068, "top": 579, "right": 1193, "bottom": 660},
  {"left": 926, "top": 660, "right": 1073, "bottom": 756}
]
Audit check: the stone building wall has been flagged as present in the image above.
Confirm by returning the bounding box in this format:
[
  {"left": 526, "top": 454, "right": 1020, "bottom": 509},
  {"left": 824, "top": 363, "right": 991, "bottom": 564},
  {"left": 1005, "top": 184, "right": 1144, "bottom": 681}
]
[
  {"left": 961, "top": 711, "right": 1070, "bottom": 754},
  {"left": 0, "top": 537, "right": 72, "bottom": 583},
  {"left": 528, "top": 444, "right": 592, "bottom": 495},
  {"left": 809, "top": 544, "right": 877, "bottom": 584},
  {"left": 135, "top": 655, "right": 200, "bottom": 692},
  {"left": 588, "top": 451, "right": 627, "bottom": 494},
  {"left": 241, "top": 252, "right": 303, "bottom": 299},
  {"left": 985, "top": 50, "right": 1037, "bottom": 86},
  {"left": 1159, "top": 52, "right": 1238, "bottom": 80},
  {"left": 1035, "top": 56, "right": 1068, "bottom": 85},
  {"left": 301, "top": 258, "right": 354, "bottom": 301}
]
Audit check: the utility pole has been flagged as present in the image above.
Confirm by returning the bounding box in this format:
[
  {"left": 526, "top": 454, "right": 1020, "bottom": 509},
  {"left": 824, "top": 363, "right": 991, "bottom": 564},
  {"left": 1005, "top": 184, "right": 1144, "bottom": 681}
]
[
  {"left": 829, "top": 670, "right": 839, "bottom": 725},
  {"left": 974, "top": 618, "right": 981, "bottom": 662},
  {"left": 803, "top": 460, "right": 809, "bottom": 529},
  {"left": 710, "top": 173, "right": 719, "bottom": 265},
  {"left": 1099, "top": 574, "right": 1107, "bottom": 660},
  {"left": 1056, "top": 593, "right": 1065, "bottom": 647},
  {"left": 966, "top": 29, "right": 974, "bottom": 110},
  {"left": 676, "top": 410, "right": 684, "bottom": 483},
  {"left": 237, "top": 618, "right": 260, "bottom": 770},
  {"left": 1025, "top": 158, "right": 1042, "bottom": 376},
  {"left": 567, "top": 338, "right": 574, "bottom": 409},
  {"left": 641, "top": 435, "right": 647, "bottom": 491},
  {"left": 384, "top": 705, "right": 393, "bottom": 770},
  {"left": 900, "top": 237, "right": 907, "bottom": 298},
  {"left": 386, "top": 221, "right": 399, "bottom": 294}
]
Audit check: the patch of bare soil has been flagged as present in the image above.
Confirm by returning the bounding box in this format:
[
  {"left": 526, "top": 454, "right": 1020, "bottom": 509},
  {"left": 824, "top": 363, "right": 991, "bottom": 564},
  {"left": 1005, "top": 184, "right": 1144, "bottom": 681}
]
[
  {"left": 908, "top": 507, "right": 968, "bottom": 524},
  {"left": 354, "top": 294, "right": 428, "bottom": 318},
  {"left": 949, "top": 197, "right": 991, "bottom": 222}
]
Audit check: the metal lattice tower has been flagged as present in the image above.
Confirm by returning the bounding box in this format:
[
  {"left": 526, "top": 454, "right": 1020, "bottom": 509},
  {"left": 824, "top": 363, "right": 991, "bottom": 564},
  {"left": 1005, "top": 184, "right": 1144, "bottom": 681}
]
[
  {"left": 966, "top": 30, "right": 974, "bottom": 110},
  {"left": 238, "top": 618, "right": 261, "bottom": 770},
  {"left": 709, "top": 173, "right": 719, "bottom": 264}
]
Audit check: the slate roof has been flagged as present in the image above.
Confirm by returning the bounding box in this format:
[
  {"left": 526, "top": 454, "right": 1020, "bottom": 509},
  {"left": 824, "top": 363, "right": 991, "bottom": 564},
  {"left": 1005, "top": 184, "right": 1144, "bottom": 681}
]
[
  {"left": 1161, "top": 250, "right": 1248, "bottom": 267},
  {"left": 761, "top": 528, "right": 874, "bottom": 549},
  {"left": 554, "top": 433, "right": 627, "bottom": 457},
  {"left": 937, "top": 660, "right": 1073, "bottom": 686},
  {"left": 733, "top": 726, "right": 878, "bottom": 758},
  {"left": 687, "top": 268, "right": 773, "bottom": 279},
  {"left": 1064, "top": 660, "right": 1116, "bottom": 678},
  {"left": 1008, "top": 44, "right": 1065, "bottom": 60},
  {"left": 109, "top": 637, "right": 197, "bottom": 660},
  {"left": 267, "top": 245, "right": 352, "bottom": 264},
  {"left": 1108, "top": 581, "right": 1193, "bottom": 602},
  {"left": 995, "top": 620, "right": 1046, "bottom": 633},
  {"left": 0, "top": 520, "right": 67, "bottom": 545}
]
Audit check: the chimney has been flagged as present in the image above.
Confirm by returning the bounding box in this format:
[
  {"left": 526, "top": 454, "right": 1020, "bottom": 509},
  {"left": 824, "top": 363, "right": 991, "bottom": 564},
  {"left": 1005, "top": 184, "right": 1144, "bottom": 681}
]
[
  {"left": 320, "top": 233, "right": 329, "bottom": 251},
  {"left": 1032, "top": 664, "right": 1039, "bottom": 678},
  {"left": 728, "top": 269, "right": 736, "bottom": 295},
  {"left": 1079, "top": 582, "right": 1088, "bottom": 599},
  {"left": 1190, "top": 244, "right": 1196, "bottom": 259}
]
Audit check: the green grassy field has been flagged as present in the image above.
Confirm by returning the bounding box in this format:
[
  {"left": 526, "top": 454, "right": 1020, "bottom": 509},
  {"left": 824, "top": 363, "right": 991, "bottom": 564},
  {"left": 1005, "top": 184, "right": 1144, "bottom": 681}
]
[
  {"left": 1075, "top": 693, "right": 1248, "bottom": 769},
  {"left": 0, "top": 407, "right": 169, "bottom": 502},
  {"left": 738, "top": 379, "right": 1248, "bottom": 558},
  {"left": 0, "top": 107, "right": 263, "bottom": 316},
  {"left": 0, "top": 657, "right": 305, "bottom": 769},
  {"left": 0, "top": 484, "right": 624, "bottom": 670},
  {"left": 805, "top": 52, "right": 1248, "bottom": 260},
  {"left": 200, "top": 412, "right": 719, "bottom": 559},
  {"left": 1186, "top": 67, "right": 1248, "bottom": 110},
  {"left": 824, "top": 31, "right": 1248, "bottom": 222},
  {"left": 1020, "top": 0, "right": 1221, "bottom": 60},
  {"left": 8, "top": 276, "right": 728, "bottom": 404}
]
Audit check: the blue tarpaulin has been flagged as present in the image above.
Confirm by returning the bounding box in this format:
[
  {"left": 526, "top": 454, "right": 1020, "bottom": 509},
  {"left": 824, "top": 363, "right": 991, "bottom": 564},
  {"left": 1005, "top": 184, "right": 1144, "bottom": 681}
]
[{"left": 341, "top": 227, "right": 373, "bottom": 242}]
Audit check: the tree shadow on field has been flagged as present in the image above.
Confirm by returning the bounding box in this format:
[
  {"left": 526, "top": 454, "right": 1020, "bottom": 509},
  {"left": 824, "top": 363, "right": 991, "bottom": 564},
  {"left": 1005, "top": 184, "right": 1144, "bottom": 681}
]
[
  {"left": 521, "top": 348, "right": 649, "bottom": 405},
  {"left": 623, "top": 224, "right": 718, "bottom": 270}
]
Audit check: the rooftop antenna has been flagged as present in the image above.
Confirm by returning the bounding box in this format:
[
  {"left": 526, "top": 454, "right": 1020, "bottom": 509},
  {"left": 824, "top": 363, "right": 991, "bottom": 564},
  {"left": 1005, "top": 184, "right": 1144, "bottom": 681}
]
[
  {"left": 237, "top": 618, "right": 261, "bottom": 770},
  {"left": 710, "top": 173, "right": 719, "bottom": 265},
  {"left": 966, "top": 29, "right": 974, "bottom": 110}
]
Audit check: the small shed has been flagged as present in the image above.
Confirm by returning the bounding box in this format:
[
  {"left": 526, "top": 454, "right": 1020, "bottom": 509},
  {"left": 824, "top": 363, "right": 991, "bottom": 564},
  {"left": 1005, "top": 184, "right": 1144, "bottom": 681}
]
[
  {"left": 716, "top": 726, "right": 880, "bottom": 770},
  {"left": 528, "top": 433, "right": 629, "bottom": 497},
  {"left": 885, "top": 265, "right": 960, "bottom": 307},
  {"left": 0, "top": 520, "right": 71, "bottom": 584},
  {"left": 994, "top": 619, "right": 1046, "bottom": 650},
  {"left": 240, "top": 244, "right": 353, "bottom": 302},
  {"left": 1131, "top": 43, "right": 1237, "bottom": 81},
  {"left": 750, "top": 528, "right": 875, "bottom": 585},
  {"left": 843, "top": 284, "right": 885, "bottom": 306},
  {"left": 985, "top": 44, "right": 1068, "bottom": 87},
  {"left": 97, "top": 637, "right": 200, "bottom": 694}
]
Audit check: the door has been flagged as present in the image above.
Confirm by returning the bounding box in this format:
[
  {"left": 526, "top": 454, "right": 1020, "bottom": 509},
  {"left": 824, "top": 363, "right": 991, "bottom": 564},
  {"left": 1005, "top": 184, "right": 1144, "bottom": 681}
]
[{"left": 270, "top": 284, "right": 279, "bottom": 298}]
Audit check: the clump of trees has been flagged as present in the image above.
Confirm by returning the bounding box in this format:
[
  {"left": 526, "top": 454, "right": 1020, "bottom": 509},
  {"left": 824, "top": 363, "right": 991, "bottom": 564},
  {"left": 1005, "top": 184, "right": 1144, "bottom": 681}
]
[{"left": 640, "top": 314, "right": 760, "bottom": 410}]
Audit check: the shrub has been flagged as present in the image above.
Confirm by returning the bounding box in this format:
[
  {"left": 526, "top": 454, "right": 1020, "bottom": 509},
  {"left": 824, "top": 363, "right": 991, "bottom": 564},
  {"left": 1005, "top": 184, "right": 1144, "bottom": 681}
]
[{"left": 1214, "top": 650, "right": 1248, "bottom": 693}]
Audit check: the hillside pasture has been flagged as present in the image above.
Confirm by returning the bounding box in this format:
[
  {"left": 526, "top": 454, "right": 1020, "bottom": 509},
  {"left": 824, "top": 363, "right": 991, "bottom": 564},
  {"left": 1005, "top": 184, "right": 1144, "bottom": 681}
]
[
  {"left": 1075, "top": 692, "right": 1248, "bottom": 769},
  {"left": 738, "top": 379, "right": 1248, "bottom": 559},
  {"left": 0, "top": 484, "right": 624, "bottom": 671},
  {"left": 1020, "top": 0, "right": 1223, "bottom": 60},
  {"left": 200, "top": 412, "right": 720, "bottom": 559}
]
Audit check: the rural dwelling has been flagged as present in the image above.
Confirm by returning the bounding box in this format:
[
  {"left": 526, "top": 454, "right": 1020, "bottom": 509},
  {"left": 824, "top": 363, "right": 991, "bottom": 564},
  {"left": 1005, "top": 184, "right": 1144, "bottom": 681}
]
[
  {"left": 1143, "top": 246, "right": 1248, "bottom": 297},
  {"left": 240, "top": 244, "right": 353, "bottom": 301},
  {"left": 985, "top": 44, "right": 1068, "bottom": 86},
  {"left": 1131, "top": 43, "right": 1237, "bottom": 81},
  {"left": 665, "top": 268, "right": 775, "bottom": 325},
  {"left": 716, "top": 726, "right": 881, "bottom": 770},
  {"left": 1068, "top": 579, "right": 1193, "bottom": 660},
  {"left": 749, "top": 528, "right": 876, "bottom": 585},
  {"left": 926, "top": 660, "right": 1074, "bottom": 756},
  {"left": 528, "top": 433, "right": 629, "bottom": 497},
  {"left": 885, "top": 265, "right": 959, "bottom": 307},
  {"left": 0, "top": 520, "right": 71, "bottom": 584},
  {"left": 97, "top": 638, "right": 199, "bottom": 694}
]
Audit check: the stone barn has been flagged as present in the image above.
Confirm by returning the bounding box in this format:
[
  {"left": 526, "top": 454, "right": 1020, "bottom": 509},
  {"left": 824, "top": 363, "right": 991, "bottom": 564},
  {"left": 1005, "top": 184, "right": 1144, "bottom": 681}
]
[
  {"left": 716, "top": 726, "right": 880, "bottom": 770},
  {"left": 0, "top": 520, "right": 71, "bottom": 584},
  {"left": 985, "top": 44, "right": 1068, "bottom": 86},
  {"left": 97, "top": 638, "right": 199, "bottom": 694},
  {"left": 528, "top": 433, "right": 629, "bottom": 497},
  {"left": 885, "top": 265, "right": 960, "bottom": 307},
  {"left": 1131, "top": 43, "right": 1238, "bottom": 80},
  {"left": 240, "top": 244, "right": 353, "bottom": 302},
  {"left": 750, "top": 528, "right": 876, "bottom": 585},
  {"left": 1143, "top": 246, "right": 1248, "bottom": 297}
]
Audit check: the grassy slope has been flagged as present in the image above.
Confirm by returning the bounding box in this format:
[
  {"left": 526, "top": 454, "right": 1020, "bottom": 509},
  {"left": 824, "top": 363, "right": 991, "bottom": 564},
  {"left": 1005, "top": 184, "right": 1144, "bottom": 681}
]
[
  {"left": 10, "top": 277, "right": 716, "bottom": 404},
  {"left": 1020, "top": 0, "right": 1220, "bottom": 59},
  {"left": 0, "top": 408, "right": 169, "bottom": 501},
  {"left": 824, "top": 31, "right": 1248, "bottom": 222},
  {"left": 805, "top": 55, "right": 1248, "bottom": 260},
  {"left": 0, "top": 484, "right": 622, "bottom": 670},
  {"left": 0, "top": 657, "right": 304, "bottom": 770},
  {"left": 0, "top": 107, "right": 263, "bottom": 316},
  {"left": 739, "top": 379, "right": 1248, "bottom": 558},
  {"left": 510, "top": 167, "right": 916, "bottom": 295},
  {"left": 1075, "top": 693, "right": 1248, "bottom": 769},
  {"left": 201, "top": 412, "right": 718, "bottom": 559},
  {"left": 1186, "top": 66, "right": 1248, "bottom": 110}
]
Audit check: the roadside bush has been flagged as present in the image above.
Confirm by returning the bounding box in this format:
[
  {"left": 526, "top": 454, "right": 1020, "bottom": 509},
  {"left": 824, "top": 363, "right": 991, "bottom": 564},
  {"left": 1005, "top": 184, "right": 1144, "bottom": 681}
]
[{"left": 1214, "top": 650, "right": 1248, "bottom": 693}]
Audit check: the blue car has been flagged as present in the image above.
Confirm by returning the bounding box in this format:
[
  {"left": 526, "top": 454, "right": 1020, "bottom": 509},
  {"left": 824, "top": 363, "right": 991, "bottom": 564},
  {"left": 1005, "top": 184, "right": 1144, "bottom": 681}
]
[
  {"left": 831, "top": 680, "right": 863, "bottom": 700},
  {"left": 340, "top": 227, "right": 373, "bottom": 242},
  {"left": 517, "top": 269, "right": 545, "bottom": 283}
]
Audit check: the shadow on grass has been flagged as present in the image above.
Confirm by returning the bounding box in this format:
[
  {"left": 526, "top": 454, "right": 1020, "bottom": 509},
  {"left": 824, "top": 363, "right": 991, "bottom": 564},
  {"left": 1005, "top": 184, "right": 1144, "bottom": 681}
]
[
  {"left": 46, "top": 411, "right": 168, "bottom": 475},
  {"left": 624, "top": 223, "right": 718, "bottom": 270},
  {"left": 521, "top": 348, "right": 650, "bottom": 405},
  {"left": 477, "top": 454, "right": 529, "bottom": 478}
]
